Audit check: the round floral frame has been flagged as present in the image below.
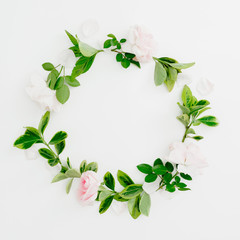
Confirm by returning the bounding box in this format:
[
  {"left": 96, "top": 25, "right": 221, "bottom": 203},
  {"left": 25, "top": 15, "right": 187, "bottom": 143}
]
[{"left": 14, "top": 26, "right": 218, "bottom": 219}]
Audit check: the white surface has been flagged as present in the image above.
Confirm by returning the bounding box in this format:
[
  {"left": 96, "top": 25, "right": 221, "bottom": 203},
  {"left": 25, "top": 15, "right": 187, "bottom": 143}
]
[{"left": 1, "top": 0, "right": 240, "bottom": 239}]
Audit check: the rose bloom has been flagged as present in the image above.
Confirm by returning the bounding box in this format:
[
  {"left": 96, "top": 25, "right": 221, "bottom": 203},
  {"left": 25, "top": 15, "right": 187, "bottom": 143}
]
[
  {"left": 78, "top": 171, "right": 100, "bottom": 205},
  {"left": 168, "top": 142, "right": 208, "bottom": 174},
  {"left": 26, "top": 74, "right": 62, "bottom": 112},
  {"left": 128, "top": 25, "right": 155, "bottom": 63}
]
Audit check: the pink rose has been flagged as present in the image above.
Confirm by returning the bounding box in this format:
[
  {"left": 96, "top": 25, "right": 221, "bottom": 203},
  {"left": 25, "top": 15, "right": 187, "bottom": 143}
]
[
  {"left": 78, "top": 171, "right": 100, "bottom": 205},
  {"left": 168, "top": 142, "right": 208, "bottom": 174},
  {"left": 128, "top": 25, "right": 155, "bottom": 63}
]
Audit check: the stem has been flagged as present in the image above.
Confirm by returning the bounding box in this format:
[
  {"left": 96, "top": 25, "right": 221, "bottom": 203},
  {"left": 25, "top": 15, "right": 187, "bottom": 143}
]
[{"left": 182, "top": 123, "right": 192, "bottom": 142}]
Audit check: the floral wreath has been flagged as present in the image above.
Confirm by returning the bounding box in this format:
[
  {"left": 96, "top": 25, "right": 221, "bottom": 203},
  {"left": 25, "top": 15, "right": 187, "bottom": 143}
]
[{"left": 14, "top": 26, "right": 218, "bottom": 219}]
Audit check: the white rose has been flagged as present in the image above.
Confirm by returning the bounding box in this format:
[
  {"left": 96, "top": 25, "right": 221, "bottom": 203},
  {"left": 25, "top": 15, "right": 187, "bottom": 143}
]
[{"left": 26, "top": 75, "right": 62, "bottom": 112}]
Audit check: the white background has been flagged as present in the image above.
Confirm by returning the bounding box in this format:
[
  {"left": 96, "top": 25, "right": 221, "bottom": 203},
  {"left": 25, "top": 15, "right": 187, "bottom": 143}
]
[{"left": 1, "top": 0, "right": 240, "bottom": 239}]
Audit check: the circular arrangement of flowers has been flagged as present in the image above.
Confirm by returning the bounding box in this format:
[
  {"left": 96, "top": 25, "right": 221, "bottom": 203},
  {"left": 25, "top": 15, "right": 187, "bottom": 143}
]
[{"left": 13, "top": 26, "right": 218, "bottom": 219}]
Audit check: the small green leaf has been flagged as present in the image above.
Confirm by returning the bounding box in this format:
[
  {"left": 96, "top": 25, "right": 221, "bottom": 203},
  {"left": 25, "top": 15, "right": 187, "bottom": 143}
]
[
  {"left": 163, "top": 173, "right": 172, "bottom": 183},
  {"left": 137, "top": 164, "right": 152, "bottom": 174},
  {"left": 158, "top": 57, "right": 178, "bottom": 64},
  {"left": 120, "top": 38, "right": 126, "bottom": 43},
  {"left": 182, "top": 85, "right": 193, "bottom": 107},
  {"left": 116, "top": 53, "right": 123, "bottom": 62},
  {"left": 99, "top": 196, "right": 114, "bottom": 214},
  {"left": 154, "top": 158, "right": 163, "bottom": 166},
  {"left": 98, "top": 190, "right": 113, "bottom": 201},
  {"left": 165, "top": 162, "right": 174, "bottom": 172},
  {"left": 168, "top": 62, "right": 195, "bottom": 69},
  {"left": 139, "top": 192, "right": 151, "bottom": 216},
  {"left": 52, "top": 173, "right": 67, "bottom": 183},
  {"left": 67, "top": 157, "right": 71, "bottom": 169},
  {"left": 153, "top": 165, "right": 167, "bottom": 175},
  {"left": 166, "top": 184, "right": 176, "bottom": 192},
  {"left": 104, "top": 39, "right": 112, "bottom": 48},
  {"left": 49, "top": 131, "right": 68, "bottom": 145},
  {"left": 175, "top": 176, "right": 180, "bottom": 183},
  {"left": 66, "top": 178, "right": 73, "bottom": 194},
  {"left": 107, "top": 34, "right": 116, "bottom": 39},
  {"left": 165, "top": 66, "right": 177, "bottom": 92},
  {"left": 113, "top": 194, "right": 128, "bottom": 202},
  {"left": 65, "top": 76, "right": 80, "bottom": 87},
  {"left": 177, "top": 114, "right": 190, "bottom": 127},
  {"left": 121, "top": 58, "right": 130, "bottom": 68},
  {"left": 56, "top": 85, "right": 70, "bottom": 104},
  {"left": 145, "top": 173, "right": 157, "bottom": 183},
  {"left": 117, "top": 170, "right": 134, "bottom": 187},
  {"left": 80, "top": 160, "right": 87, "bottom": 173},
  {"left": 38, "top": 111, "right": 50, "bottom": 135},
  {"left": 48, "top": 71, "right": 58, "bottom": 90},
  {"left": 192, "top": 135, "right": 204, "bottom": 141},
  {"left": 54, "top": 77, "right": 64, "bottom": 90},
  {"left": 177, "top": 102, "right": 190, "bottom": 115},
  {"left": 42, "top": 62, "right": 54, "bottom": 71},
  {"left": 85, "top": 162, "right": 98, "bottom": 172},
  {"left": 180, "top": 172, "right": 192, "bottom": 181},
  {"left": 14, "top": 133, "right": 40, "bottom": 149},
  {"left": 187, "top": 128, "right": 195, "bottom": 134},
  {"left": 119, "top": 184, "right": 143, "bottom": 199},
  {"left": 104, "top": 172, "right": 115, "bottom": 191},
  {"left": 65, "top": 30, "right": 78, "bottom": 46},
  {"left": 198, "top": 116, "right": 219, "bottom": 127},
  {"left": 55, "top": 140, "right": 65, "bottom": 155},
  {"left": 128, "top": 196, "right": 141, "bottom": 219},
  {"left": 65, "top": 169, "right": 81, "bottom": 178},
  {"left": 176, "top": 182, "right": 187, "bottom": 188},
  {"left": 154, "top": 61, "right": 167, "bottom": 86},
  {"left": 125, "top": 52, "right": 135, "bottom": 59},
  {"left": 178, "top": 188, "right": 191, "bottom": 191},
  {"left": 38, "top": 148, "right": 55, "bottom": 160},
  {"left": 78, "top": 41, "right": 100, "bottom": 57},
  {"left": 48, "top": 158, "right": 60, "bottom": 167}
]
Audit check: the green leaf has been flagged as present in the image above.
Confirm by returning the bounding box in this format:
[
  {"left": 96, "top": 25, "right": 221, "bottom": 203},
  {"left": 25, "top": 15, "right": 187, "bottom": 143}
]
[
  {"left": 38, "top": 111, "right": 50, "bottom": 135},
  {"left": 177, "top": 102, "right": 190, "bottom": 115},
  {"left": 139, "top": 192, "right": 151, "bottom": 216},
  {"left": 165, "top": 66, "right": 177, "bottom": 92},
  {"left": 154, "top": 158, "right": 163, "bottom": 166},
  {"left": 104, "top": 172, "right": 115, "bottom": 191},
  {"left": 175, "top": 176, "right": 180, "bottom": 183},
  {"left": 165, "top": 162, "right": 174, "bottom": 172},
  {"left": 85, "top": 162, "right": 98, "bottom": 172},
  {"left": 52, "top": 172, "right": 67, "bottom": 183},
  {"left": 38, "top": 148, "right": 55, "bottom": 160},
  {"left": 107, "top": 34, "right": 116, "bottom": 39},
  {"left": 158, "top": 57, "right": 178, "bottom": 64},
  {"left": 48, "top": 71, "right": 58, "bottom": 90},
  {"left": 198, "top": 116, "right": 219, "bottom": 127},
  {"left": 25, "top": 127, "right": 42, "bottom": 139},
  {"left": 168, "top": 62, "right": 195, "bottom": 69},
  {"left": 166, "top": 184, "right": 176, "bottom": 192},
  {"left": 14, "top": 133, "right": 40, "bottom": 149},
  {"left": 121, "top": 58, "right": 130, "bottom": 68},
  {"left": 130, "top": 59, "right": 141, "bottom": 68},
  {"left": 192, "top": 136, "right": 204, "bottom": 141},
  {"left": 66, "top": 178, "right": 73, "bottom": 194},
  {"left": 99, "top": 196, "right": 114, "bottom": 214},
  {"left": 119, "top": 184, "right": 143, "bottom": 199},
  {"left": 178, "top": 188, "right": 191, "bottom": 191},
  {"left": 177, "top": 114, "right": 190, "bottom": 127},
  {"left": 182, "top": 85, "right": 192, "bottom": 107},
  {"left": 186, "top": 128, "right": 195, "bottom": 134},
  {"left": 163, "top": 173, "right": 172, "bottom": 183},
  {"left": 176, "top": 182, "right": 187, "bottom": 188},
  {"left": 116, "top": 53, "right": 123, "bottom": 62},
  {"left": 67, "top": 157, "right": 71, "bottom": 169},
  {"left": 128, "top": 196, "right": 141, "bottom": 219},
  {"left": 180, "top": 172, "right": 192, "bottom": 181},
  {"left": 145, "top": 173, "right": 157, "bottom": 183},
  {"left": 117, "top": 170, "right": 134, "bottom": 187},
  {"left": 69, "top": 46, "right": 82, "bottom": 57},
  {"left": 98, "top": 190, "right": 113, "bottom": 201},
  {"left": 125, "top": 52, "right": 135, "bottom": 59},
  {"left": 48, "top": 158, "right": 60, "bottom": 167},
  {"left": 137, "top": 164, "right": 152, "bottom": 174},
  {"left": 42, "top": 62, "right": 54, "bottom": 71},
  {"left": 120, "top": 38, "right": 126, "bottom": 43},
  {"left": 65, "top": 76, "right": 80, "bottom": 87},
  {"left": 56, "top": 85, "right": 70, "bottom": 104},
  {"left": 54, "top": 77, "right": 64, "bottom": 90},
  {"left": 191, "top": 96, "right": 198, "bottom": 106},
  {"left": 154, "top": 61, "right": 167, "bottom": 86},
  {"left": 80, "top": 160, "right": 87, "bottom": 173},
  {"left": 113, "top": 194, "right": 128, "bottom": 202},
  {"left": 49, "top": 131, "right": 68, "bottom": 145},
  {"left": 65, "top": 30, "right": 78, "bottom": 46},
  {"left": 153, "top": 165, "right": 167, "bottom": 175},
  {"left": 103, "top": 39, "right": 112, "bottom": 48},
  {"left": 55, "top": 140, "right": 65, "bottom": 155},
  {"left": 65, "top": 169, "right": 81, "bottom": 178},
  {"left": 78, "top": 40, "right": 100, "bottom": 57},
  {"left": 71, "top": 55, "right": 96, "bottom": 77}
]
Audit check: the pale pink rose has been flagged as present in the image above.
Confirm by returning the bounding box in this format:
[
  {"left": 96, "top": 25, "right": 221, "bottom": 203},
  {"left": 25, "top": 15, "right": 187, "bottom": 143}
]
[
  {"left": 78, "top": 171, "right": 100, "bottom": 205},
  {"left": 168, "top": 142, "right": 208, "bottom": 174},
  {"left": 128, "top": 25, "right": 155, "bottom": 63}
]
